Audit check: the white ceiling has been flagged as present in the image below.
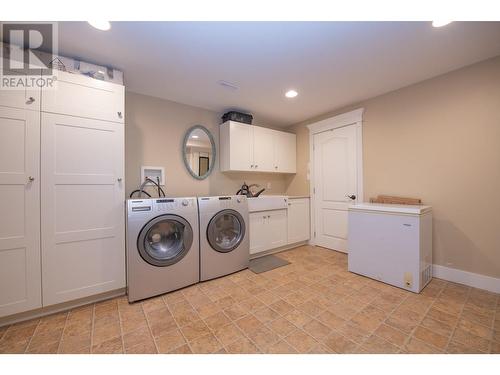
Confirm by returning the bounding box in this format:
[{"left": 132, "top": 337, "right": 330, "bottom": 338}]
[{"left": 57, "top": 21, "right": 500, "bottom": 127}]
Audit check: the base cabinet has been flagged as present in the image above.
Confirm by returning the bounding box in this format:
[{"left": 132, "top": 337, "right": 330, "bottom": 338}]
[
  {"left": 249, "top": 198, "right": 310, "bottom": 256},
  {"left": 287, "top": 198, "right": 310, "bottom": 244},
  {"left": 249, "top": 210, "right": 287, "bottom": 255}
]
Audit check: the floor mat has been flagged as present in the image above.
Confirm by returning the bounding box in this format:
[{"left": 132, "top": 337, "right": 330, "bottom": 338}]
[{"left": 248, "top": 254, "right": 290, "bottom": 274}]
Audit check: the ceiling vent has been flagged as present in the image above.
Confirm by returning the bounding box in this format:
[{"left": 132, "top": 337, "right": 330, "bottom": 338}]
[{"left": 217, "top": 80, "right": 239, "bottom": 91}]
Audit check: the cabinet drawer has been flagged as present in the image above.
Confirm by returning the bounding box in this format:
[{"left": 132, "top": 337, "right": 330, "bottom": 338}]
[{"left": 42, "top": 70, "right": 124, "bottom": 123}]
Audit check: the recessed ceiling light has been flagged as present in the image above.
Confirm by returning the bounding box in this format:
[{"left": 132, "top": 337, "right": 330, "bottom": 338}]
[
  {"left": 88, "top": 21, "right": 111, "bottom": 31},
  {"left": 285, "top": 90, "right": 298, "bottom": 98},
  {"left": 191, "top": 135, "right": 199, "bottom": 139},
  {"left": 432, "top": 21, "right": 452, "bottom": 28}
]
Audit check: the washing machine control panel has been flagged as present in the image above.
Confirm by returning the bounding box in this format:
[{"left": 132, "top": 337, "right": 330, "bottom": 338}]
[{"left": 154, "top": 198, "right": 194, "bottom": 212}]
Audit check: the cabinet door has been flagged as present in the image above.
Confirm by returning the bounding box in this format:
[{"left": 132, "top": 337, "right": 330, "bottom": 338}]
[
  {"left": 0, "top": 107, "right": 41, "bottom": 317},
  {"left": 287, "top": 199, "right": 310, "bottom": 244},
  {"left": 41, "top": 113, "right": 125, "bottom": 306},
  {"left": 249, "top": 212, "right": 268, "bottom": 254},
  {"left": 266, "top": 209, "right": 288, "bottom": 249},
  {"left": 229, "top": 121, "right": 254, "bottom": 171},
  {"left": 252, "top": 126, "right": 275, "bottom": 172},
  {"left": 0, "top": 59, "right": 41, "bottom": 111},
  {"left": 274, "top": 131, "right": 296, "bottom": 173},
  {"left": 42, "top": 70, "right": 124, "bottom": 123}
]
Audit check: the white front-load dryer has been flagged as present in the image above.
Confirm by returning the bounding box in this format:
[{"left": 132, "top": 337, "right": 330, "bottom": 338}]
[
  {"left": 198, "top": 196, "right": 249, "bottom": 281},
  {"left": 126, "top": 198, "right": 199, "bottom": 302}
]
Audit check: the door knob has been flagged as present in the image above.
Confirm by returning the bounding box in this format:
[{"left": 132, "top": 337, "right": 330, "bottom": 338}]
[
  {"left": 26, "top": 97, "right": 35, "bottom": 104},
  {"left": 117, "top": 178, "right": 123, "bottom": 182},
  {"left": 117, "top": 111, "right": 123, "bottom": 118},
  {"left": 346, "top": 194, "right": 356, "bottom": 200},
  {"left": 28, "top": 176, "right": 35, "bottom": 182}
]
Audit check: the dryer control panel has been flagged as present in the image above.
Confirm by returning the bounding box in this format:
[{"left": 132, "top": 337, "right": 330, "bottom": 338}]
[{"left": 128, "top": 198, "right": 196, "bottom": 215}]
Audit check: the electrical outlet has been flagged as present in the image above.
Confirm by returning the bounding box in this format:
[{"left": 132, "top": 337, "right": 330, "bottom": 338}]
[{"left": 404, "top": 272, "right": 413, "bottom": 288}]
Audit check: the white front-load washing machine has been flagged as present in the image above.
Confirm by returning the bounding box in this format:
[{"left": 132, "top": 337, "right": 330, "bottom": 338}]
[
  {"left": 198, "top": 195, "right": 249, "bottom": 281},
  {"left": 126, "top": 198, "right": 199, "bottom": 302}
]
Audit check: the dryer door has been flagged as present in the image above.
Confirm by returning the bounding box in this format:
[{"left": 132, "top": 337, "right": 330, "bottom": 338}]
[
  {"left": 138, "top": 215, "right": 193, "bottom": 267},
  {"left": 207, "top": 209, "right": 246, "bottom": 253}
]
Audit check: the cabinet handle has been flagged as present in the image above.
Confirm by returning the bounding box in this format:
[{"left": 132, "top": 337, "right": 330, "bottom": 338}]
[
  {"left": 267, "top": 215, "right": 270, "bottom": 218},
  {"left": 117, "top": 111, "right": 123, "bottom": 119},
  {"left": 26, "top": 97, "right": 35, "bottom": 104},
  {"left": 251, "top": 165, "right": 254, "bottom": 168},
  {"left": 255, "top": 165, "right": 258, "bottom": 168}
]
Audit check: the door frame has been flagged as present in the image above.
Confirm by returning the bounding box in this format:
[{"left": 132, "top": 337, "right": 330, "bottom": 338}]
[{"left": 307, "top": 108, "right": 364, "bottom": 247}]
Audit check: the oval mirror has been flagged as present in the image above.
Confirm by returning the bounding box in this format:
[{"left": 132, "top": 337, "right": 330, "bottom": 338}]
[{"left": 182, "top": 125, "right": 216, "bottom": 180}]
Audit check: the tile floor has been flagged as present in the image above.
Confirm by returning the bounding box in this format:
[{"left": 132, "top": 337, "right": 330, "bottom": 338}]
[{"left": 1, "top": 245, "right": 499, "bottom": 354}]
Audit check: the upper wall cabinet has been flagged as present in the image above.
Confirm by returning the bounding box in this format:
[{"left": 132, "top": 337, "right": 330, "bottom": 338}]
[
  {"left": 220, "top": 121, "right": 296, "bottom": 173},
  {"left": 41, "top": 70, "right": 125, "bottom": 123},
  {"left": 0, "top": 59, "right": 41, "bottom": 111}
]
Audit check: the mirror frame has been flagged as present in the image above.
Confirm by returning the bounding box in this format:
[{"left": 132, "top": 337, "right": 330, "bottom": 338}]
[{"left": 182, "top": 125, "right": 216, "bottom": 180}]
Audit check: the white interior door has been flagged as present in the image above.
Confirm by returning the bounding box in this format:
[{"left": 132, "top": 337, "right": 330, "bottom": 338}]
[
  {"left": 41, "top": 112, "right": 125, "bottom": 306},
  {"left": 0, "top": 107, "right": 41, "bottom": 317},
  {"left": 313, "top": 124, "right": 358, "bottom": 252}
]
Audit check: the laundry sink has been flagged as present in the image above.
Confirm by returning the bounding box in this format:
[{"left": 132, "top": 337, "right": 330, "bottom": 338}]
[{"left": 247, "top": 195, "right": 288, "bottom": 212}]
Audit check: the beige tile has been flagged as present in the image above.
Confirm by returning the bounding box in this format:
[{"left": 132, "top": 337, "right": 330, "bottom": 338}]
[
  {"left": 457, "top": 317, "right": 493, "bottom": 340},
  {"left": 225, "top": 337, "right": 260, "bottom": 354},
  {"left": 180, "top": 319, "right": 211, "bottom": 342},
  {"left": 235, "top": 315, "right": 263, "bottom": 336},
  {"left": 0, "top": 337, "right": 31, "bottom": 354},
  {"left": 295, "top": 300, "right": 326, "bottom": 317},
  {"left": 322, "top": 331, "right": 358, "bottom": 353},
  {"left": 169, "top": 344, "right": 192, "bottom": 354},
  {"left": 256, "top": 291, "right": 281, "bottom": 305},
  {"left": 413, "top": 326, "right": 449, "bottom": 350},
  {"left": 253, "top": 306, "right": 280, "bottom": 324},
  {"left": 93, "top": 319, "right": 121, "bottom": 345},
  {"left": 26, "top": 340, "right": 60, "bottom": 354},
  {"left": 358, "top": 334, "right": 399, "bottom": 354},
  {"left": 223, "top": 303, "right": 249, "bottom": 321},
  {"left": 247, "top": 326, "right": 280, "bottom": 350},
  {"left": 155, "top": 328, "right": 186, "bottom": 353},
  {"left": 317, "top": 310, "right": 345, "bottom": 330},
  {"left": 337, "top": 321, "right": 371, "bottom": 344},
  {"left": 148, "top": 312, "right": 178, "bottom": 337},
  {"left": 374, "top": 323, "right": 407, "bottom": 347},
  {"left": 266, "top": 340, "right": 298, "bottom": 354},
  {"left": 302, "top": 319, "right": 332, "bottom": 340},
  {"left": 267, "top": 317, "right": 297, "bottom": 337},
  {"left": 284, "top": 329, "right": 318, "bottom": 353},
  {"left": 126, "top": 341, "right": 157, "bottom": 354},
  {"left": 3, "top": 324, "right": 38, "bottom": 342},
  {"left": 328, "top": 303, "right": 357, "bottom": 320},
  {"left": 58, "top": 333, "right": 91, "bottom": 354},
  {"left": 452, "top": 327, "right": 491, "bottom": 352},
  {"left": 195, "top": 302, "right": 222, "bottom": 319},
  {"left": 490, "top": 341, "right": 500, "bottom": 354},
  {"left": 141, "top": 296, "right": 166, "bottom": 313},
  {"left": 120, "top": 311, "right": 149, "bottom": 334},
  {"left": 92, "top": 336, "right": 123, "bottom": 354},
  {"left": 204, "top": 312, "right": 232, "bottom": 331},
  {"left": 27, "top": 327, "right": 64, "bottom": 350},
  {"left": 404, "top": 336, "right": 442, "bottom": 354},
  {"left": 426, "top": 306, "right": 459, "bottom": 327},
  {"left": 190, "top": 333, "right": 222, "bottom": 354},
  {"left": 123, "top": 326, "right": 154, "bottom": 351},
  {"left": 447, "top": 340, "right": 485, "bottom": 354},
  {"left": 284, "top": 309, "right": 313, "bottom": 328},
  {"left": 269, "top": 299, "right": 295, "bottom": 315},
  {"left": 213, "top": 323, "right": 245, "bottom": 347}
]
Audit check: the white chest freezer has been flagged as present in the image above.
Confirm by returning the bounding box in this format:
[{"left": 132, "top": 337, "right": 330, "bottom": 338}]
[{"left": 347, "top": 203, "right": 432, "bottom": 293}]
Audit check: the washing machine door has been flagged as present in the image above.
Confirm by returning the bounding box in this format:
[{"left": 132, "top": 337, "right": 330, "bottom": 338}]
[
  {"left": 207, "top": 209, "right": 246, "bottom": 253},
  {"left": 137, "top": 215, "right": 193, "bottom": 267}
]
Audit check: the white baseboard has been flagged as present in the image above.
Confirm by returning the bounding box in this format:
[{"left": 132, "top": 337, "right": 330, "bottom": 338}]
[{"left": 432, "top": 265, "right": 500, "bottom": 294}]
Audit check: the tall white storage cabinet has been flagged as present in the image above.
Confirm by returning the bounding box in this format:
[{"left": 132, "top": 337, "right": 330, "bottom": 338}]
[
  {"left": 40, "top": 71, "right": 125, "bottom": 306},
  {"left": 0, "top": 70, "right": 125, "bottom": 318},
  {"left": 0, "top": 106, "right": 42, "bottom": 317},
  {"left": 347, "top": 203, "right": 432, "bottom": 293}
]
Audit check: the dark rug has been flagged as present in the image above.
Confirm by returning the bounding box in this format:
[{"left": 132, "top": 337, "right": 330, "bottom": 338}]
[{"left": 249, "top": 254, "right": 291, "bottom": 274}]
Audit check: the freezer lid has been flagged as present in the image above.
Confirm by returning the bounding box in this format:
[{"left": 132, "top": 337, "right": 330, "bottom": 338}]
[{"left": 348, "top": 203, "right": 432, "bottom": 215}]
